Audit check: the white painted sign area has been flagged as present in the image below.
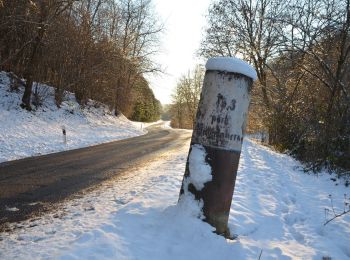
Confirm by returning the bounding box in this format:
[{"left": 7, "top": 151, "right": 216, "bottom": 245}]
[{"left": 192, "top": 71, "right": 251, "bottom": 152}]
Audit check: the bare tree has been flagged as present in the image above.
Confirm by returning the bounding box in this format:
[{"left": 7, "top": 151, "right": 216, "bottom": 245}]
[
  {"left": 171, "top": 65, "right": 204, "bottom": 129},
  {"left": 0, "top": 0, "right": 76, "bottom": 110},
  {"left": 113, "top": 0, "right": 163, "bottom": 115},
  {"left": 201, "top": 0, "right": 350, "bottom": 171},
  {"left": 200, "top": 0, "right": 286, "bottom": 110},
  {"left": 0, "top": 0, "right": 163, "bottom": 121},
  {"left": 279, "top": 0, "right": 350, "bottom": 169}
]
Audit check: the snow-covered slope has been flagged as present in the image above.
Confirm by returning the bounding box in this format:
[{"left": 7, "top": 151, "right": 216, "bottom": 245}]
[
  {"left": 0, "top": 71, "right": 145, "bottom": 163},
  {"left": 0, "top": 139, "right": 349, "bottom": 259}
]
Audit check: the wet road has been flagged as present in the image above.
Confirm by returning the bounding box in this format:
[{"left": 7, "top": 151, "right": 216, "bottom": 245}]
[{"left": 0, "top": 124, "right": 191, "bottom": 230}]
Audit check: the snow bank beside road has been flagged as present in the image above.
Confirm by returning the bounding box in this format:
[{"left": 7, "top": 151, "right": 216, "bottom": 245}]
[
  {"left": 1, "top": 139, "right": 349, "bottom": 259},
  {"left": 0, "top": 71, "right": 145, "bottom": 163}
]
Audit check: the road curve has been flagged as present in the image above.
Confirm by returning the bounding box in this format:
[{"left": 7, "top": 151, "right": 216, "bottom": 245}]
[{"left": 0, "top": 124, "right": 191, "bottom": 230}]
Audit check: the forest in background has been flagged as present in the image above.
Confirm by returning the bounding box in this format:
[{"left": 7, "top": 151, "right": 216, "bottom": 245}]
[
  {"left": 170, "top": 0, "right": 350, "bottom": 174},
  {"left": 0, "top": 0, "right": 349, "bottom": 174},
  {"left": 0, "top": 0, "right": 161, "bottom": 122}
]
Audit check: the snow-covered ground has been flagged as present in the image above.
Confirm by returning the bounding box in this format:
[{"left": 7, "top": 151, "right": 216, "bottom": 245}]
[
  {"left": 0, "top": 71, "right": 146, "bottom": 163},
  {"left": 1, "top": 139, "right": 349, "bottom": 259}
]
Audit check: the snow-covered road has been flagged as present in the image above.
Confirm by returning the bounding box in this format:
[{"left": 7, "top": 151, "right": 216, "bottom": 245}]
[{"left": 0, "top": 139, "right": 349, "bottom": 259}]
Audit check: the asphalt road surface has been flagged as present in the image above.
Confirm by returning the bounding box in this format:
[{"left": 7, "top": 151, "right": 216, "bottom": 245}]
[{"left": 0, "top": 124, "right": 191, "bottom": 230}]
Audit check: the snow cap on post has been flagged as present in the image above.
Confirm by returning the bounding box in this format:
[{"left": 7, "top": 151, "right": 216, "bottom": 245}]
[{"left": 205, "top": 57, "right": 257, "bottom": 81}]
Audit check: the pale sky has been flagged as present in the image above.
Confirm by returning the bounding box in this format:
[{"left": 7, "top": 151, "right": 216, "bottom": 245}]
[{"left": 148, "top": 0, "right": 212, "bottom": 104}]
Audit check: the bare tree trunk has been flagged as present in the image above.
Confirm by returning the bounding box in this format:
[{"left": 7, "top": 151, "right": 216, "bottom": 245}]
[
  {"left": 20, "top": 1, "right": 47, "bottom": 111},
  {"left": 21, "top": 35, "right": 42, "bottom": 110}
]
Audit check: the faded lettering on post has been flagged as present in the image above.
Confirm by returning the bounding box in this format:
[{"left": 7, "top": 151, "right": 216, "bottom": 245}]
[{"left": 192, "top": 71, "right": 250, "bottom": 152}]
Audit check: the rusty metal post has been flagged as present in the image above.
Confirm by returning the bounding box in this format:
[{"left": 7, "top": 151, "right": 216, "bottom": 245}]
[{"left": 179, "top": 57, "right": 256, "bottom": 236}]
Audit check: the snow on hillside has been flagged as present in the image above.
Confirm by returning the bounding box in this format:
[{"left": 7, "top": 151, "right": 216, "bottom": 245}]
[
  {"left": 0, "top": 71, "right": 145, "bottom": 163},
  {"left": 0, "top": 139, "right": 349, "bottom": 259}
]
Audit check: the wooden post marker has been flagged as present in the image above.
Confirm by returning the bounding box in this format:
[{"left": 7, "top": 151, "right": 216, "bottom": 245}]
[{"left": 179, "top": 57, "right": 257, "bottom": 237}]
